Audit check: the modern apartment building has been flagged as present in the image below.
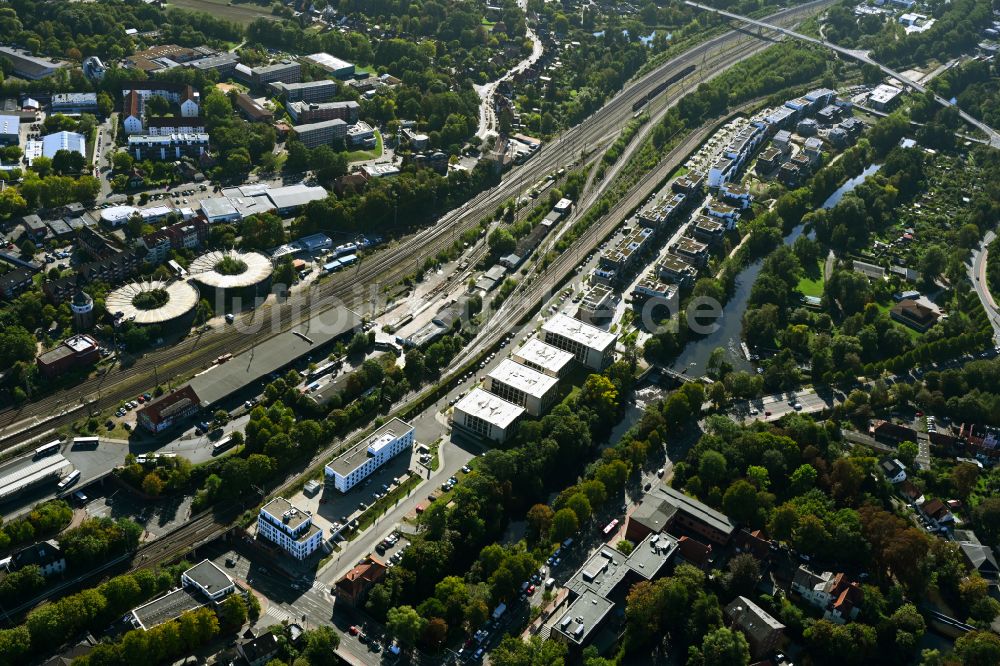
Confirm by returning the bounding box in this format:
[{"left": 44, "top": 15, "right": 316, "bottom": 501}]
[
  {"left": 257, "top": 497, "right": 324, "bottom": 560},
  {"left": 324, "top": 418, "right": 415, "bottom": 493}
]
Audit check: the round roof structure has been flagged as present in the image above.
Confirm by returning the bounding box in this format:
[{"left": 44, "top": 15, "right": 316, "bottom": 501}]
[
  {"left": 106, "top": 279, "right": 200, "bottom": 325},
  {"left": 188, "top": 249, "right": 273, "bottom": 290}
]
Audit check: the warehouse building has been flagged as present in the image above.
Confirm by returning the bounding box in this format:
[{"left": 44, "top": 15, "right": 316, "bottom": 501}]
[
  {"left": 303, "top": 53, "right": 355, "bottom": 79},
  {"left": 541, "top": 313, "right": 617, "bottom": 371},
  {"left": 452, "top": 388, "right": 525, "bottom": 443},
  {"left": 324, "top": 418, "right": 415, "bottom": 493},
  {"left": 486, "top": 359, "right": 560, "bottom": 417},
  {"left": 35, "top": 334, "right": 100, "bottom": 379}
]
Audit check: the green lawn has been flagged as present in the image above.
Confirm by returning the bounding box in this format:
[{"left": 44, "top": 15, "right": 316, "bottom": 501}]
[
  {"left": 669, "top": 166, "right": 689, "bottom": 180},
  {"left": 796, "top": 260, "right": 824, "bottom": 298},
  {"left": 345, "top": 129, "right": 384, "bottom": 163}
]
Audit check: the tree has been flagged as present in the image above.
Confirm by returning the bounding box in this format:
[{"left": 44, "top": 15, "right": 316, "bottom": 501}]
[
  {"left": 727, "top": 554, "right": 761, "bottom": 597},
  {"left": 526, "top": 504, "right": 554, "bottom": 543},
  {"left": 550, "top": 508, "right": 579, "bottom": 544},
  {"left": 973, "top": 497, "right": 1000, "bottom": 545},
  {"left": 141, "top": 472, "right": 165, "bottom": 497},
  {"left": 565, "top": 493, "right": 592, "bottom": 525},
  {"left": 490, "top": 635, "right": 567, "bottom": 666},
  {"left": 952, "top": 463, "right": 980, "bottom": 499},
  {"left": 896, "top": 441, "right": 918, "bottom": 469},
  {"left": 577, "top": 375, "right": 618, "bottom": 427},
  {"left": 386, "top": 605, "right": 425, "bottom": 647},
  {"left": 723, "top": 480, "right": 761, "bottom": 526},
  {"left": 694, "top": 627, "right": 750, "bottom": 666},
  {"left": 217, "top": 594, "right": 247, "bottom": 628},
  {"left": 96, "top": 91, "right": 113, "bottom": 118},
  {"left": 0, "top": 325, "right": 37, "bottom": 368},
  {"left": 487, "top": 228, "right": 515, "bottom": 259},
  {"left": 302, "top": 626, "right": 340, "bottom": 666},
  {"left": 698, "top": 450, "right": 728, "bottom": 488},
  {"left": 789, "top": 464, "right": 818, "bottom": 495},
  {"left": 954, "top": 631, "right": 1000, "bottom": 666},
  {"left": 0, "top": 565, "right": 45, "bottom": 605},
  {"left": 422, "top": 617, "right": 448, "bottom": 649}
]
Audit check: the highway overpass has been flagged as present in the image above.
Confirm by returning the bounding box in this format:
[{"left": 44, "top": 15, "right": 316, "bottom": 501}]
[{"left": 684, "top": 1, "right": 1000, "bottom": 148}]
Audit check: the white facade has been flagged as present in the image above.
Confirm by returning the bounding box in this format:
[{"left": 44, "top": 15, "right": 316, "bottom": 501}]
[
  {"left": 541, "top": 313, "right": 617, "bottom": 371},
  {"left": 486, "top": 359, "right": 560, "bottom": 416},
  {"left": 123, "top": 113, "right": 144, "bottom": 134},
  {"left": 257, "top": 497, "right": 324, "bottom": 560},
  {"left": 452, "top": 388, "right": 524, "bottom": 443},
  {"left": 513, "top": 338, "right": 575, "bottom": 378},
  {"left": 325, "top": 417, "right": 415, "bottom": 493}
]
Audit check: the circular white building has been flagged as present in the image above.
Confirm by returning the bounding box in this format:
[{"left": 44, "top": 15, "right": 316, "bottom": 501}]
[
  {"left": 106, "top": 279, "right": 200, "bottom": 327},
  {"left": 188, "top": 250, "right": 273, "bottom": 306}
]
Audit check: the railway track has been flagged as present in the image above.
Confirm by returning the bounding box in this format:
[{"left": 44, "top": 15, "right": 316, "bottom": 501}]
[{"left": 0, "top": 0, "right": 833, "bottom": 451}]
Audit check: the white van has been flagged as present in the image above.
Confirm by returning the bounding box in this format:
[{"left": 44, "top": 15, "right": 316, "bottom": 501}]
[{"left": 544, "top": 577, "right": 556, "bottom": 590}]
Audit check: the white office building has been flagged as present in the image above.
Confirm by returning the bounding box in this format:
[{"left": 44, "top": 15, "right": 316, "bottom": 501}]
[
  {"left": 324, "top": 417, "right": 415, "bottom": 493},
  {"left": 512, "top": 338, "right": 575, "bottom": 378},
  {"left": 452, "top": 387, "right": 525, "bottom": 443},
  {"left": 257, "top": 497, "right": 324, "bottom": 560},
  {"left": 541, "top": 313, "right": 618, "bottom": 370},
  {"left": 486, "top": 359, "right": 560, "bottom": 416}
]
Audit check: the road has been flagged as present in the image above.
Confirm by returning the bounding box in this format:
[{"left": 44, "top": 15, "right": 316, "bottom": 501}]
[
  {"left": 474, "top": 0, "right": 544, "bottom": 141},
  {"left": 970, "top": 230, "right": 1000, "bottom": 344},
  {"left": 0, "top": 0, "right": 833, "bottom": 454},
  {"left": 684, "top": 0, "right": 1000, "bottom": 147}
]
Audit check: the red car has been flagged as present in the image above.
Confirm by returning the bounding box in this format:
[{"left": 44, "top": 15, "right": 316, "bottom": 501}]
[
  {"left": 349, "top": 626, "right": 360, "bottom": 636},
  {"left": 137, "top": 396, "right": 145, "bottom": 404},
  {"left": 527, "top": 585, "right": 536, "bottom": 595}
]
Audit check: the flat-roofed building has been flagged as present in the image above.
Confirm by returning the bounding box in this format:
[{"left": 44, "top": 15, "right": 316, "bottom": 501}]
[
  {"left": 657, "top": 253, "right": 698, "bottom": 287},
  {"left": 250, "top": 60, "right": 301, "bottom": 86},
  {"left": 129, "top": 559, "right": 234, "bottom": 630},
  {"left": 324, "top": 418, "right": 415, "bottom": 493},
  {"left": 512, "top": 338, "right": 574, "bottom": 378},
  {"left": 452, "top": 387, "right": 525, "bottom": 443},
  {"left": 576, "top": 283, "right": 616, "bottom": 324},
  {"left": 36, "top": 334, "right": 100, "bottom": 379},
  {"left": 691, "top": 216, "right": 726, "bottom": 244},
  {"left": 269, "top": 80, "right": 338, "bottom": 103},
  {"left": 486, "top": 359, "right": 560, "bottom": 417},
  {"left": 187, "top": 53, "right": 238, "bottom": 77},
  {"left": 294, "top": 118, "right": 348, "bottom": 149},
  {"left": 553, "top": 533, "right": 677, "bottom": 650},
  {"left": 257, "top": 497, "right": 323, "bottom": 560},
  {"left": 51, "top": 92, "right": 98, "bottom": 114},
  {"left": 303, "top": 53, "right": 356, "bottom": 78},
  {"left": 670, "top": 236, "right": 710, "bottom": 266},
  {"left": 0, "top": 47, "right": 68, "bottom": 80},
  {"left": 127, "top": 133, "right": 209, "bottom": 161},
  {"left": 287, "top": 100, "right": 359, "bottom": 124},
  {"left": 0, "top": 115, "right": 19, "bottom": 145},
  {"left": 541, "top": 313, "right": 617, "bottom": 370},
  {"left": 347, "top": 121, "right": 376, "bottom": 148},
  {"left": 869, "top": 83, "right": 903, "bottom": 111}
]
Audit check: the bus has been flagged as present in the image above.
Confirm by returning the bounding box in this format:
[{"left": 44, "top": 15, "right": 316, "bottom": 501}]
[
  {"left": 212, "top": 435, "right": 235, "bottom": 455},
  {"left": 602, "top": 519, "right": 619, "bottom": 536},
  {"left": 57, "top": 469, "right": 81, "bottom": 490},
  {"left": 72, "top": 436, "right": 99, "bottom": 449},
  {"left": 34, "top": 440, "right": 61, "bottom": 459}
]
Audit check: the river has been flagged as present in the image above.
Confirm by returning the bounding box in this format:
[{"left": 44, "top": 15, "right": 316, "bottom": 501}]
[{"left": 668, "top": 163, "right": 881, "bottom": 377}]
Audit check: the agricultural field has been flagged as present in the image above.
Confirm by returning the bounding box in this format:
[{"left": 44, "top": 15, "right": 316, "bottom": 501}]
[{"left": 168, "top": 0, "right": 275, "bottom": 25}]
